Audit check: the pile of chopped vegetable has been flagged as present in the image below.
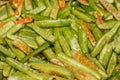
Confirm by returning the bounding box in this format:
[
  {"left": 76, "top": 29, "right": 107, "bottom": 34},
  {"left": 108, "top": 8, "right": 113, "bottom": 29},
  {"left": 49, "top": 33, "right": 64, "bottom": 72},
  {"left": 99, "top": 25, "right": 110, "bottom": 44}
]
[{"left": 0, "top": 0, "right": 120, "bottom": 80}]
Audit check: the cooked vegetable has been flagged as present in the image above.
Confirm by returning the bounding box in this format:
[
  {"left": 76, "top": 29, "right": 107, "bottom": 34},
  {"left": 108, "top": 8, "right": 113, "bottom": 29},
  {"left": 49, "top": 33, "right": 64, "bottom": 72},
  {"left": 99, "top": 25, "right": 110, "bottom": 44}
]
[{"left": 0, "top": 0, "right": 120, "bottom": 80}]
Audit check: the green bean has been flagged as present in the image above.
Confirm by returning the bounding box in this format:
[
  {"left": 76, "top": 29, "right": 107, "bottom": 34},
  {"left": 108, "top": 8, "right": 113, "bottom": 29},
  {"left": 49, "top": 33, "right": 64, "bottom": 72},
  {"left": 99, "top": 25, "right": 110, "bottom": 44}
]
[
  {"left": 19, "top": 28, "right": 38, "bottom": 39},
  {"left": 42, "top": 47, "right": 56, "bottom": 61},
  {"left": 13, "top": 39, "right": 33, "bottom": 55},
  {"left": 54, "top": 28, "right": 63, "bottom": 54},
  {"left": 58, "top": 35, "right": 71, "bottom": 57},
  {"left": 91, "top": 22, "right": 120, "bottom": 57},
  {"left": 6, "top": 57, "right": 51, "bottom": 80},
  {"left": 21, "top": 42, "right": 49, "bottom": 63},
  {"left": 0, "top": 21, "right": 14, "bottom": 37},
  {"left": 6, "top": 39, "right": 25, "bottom": 61},
  {"left": 7, "top": 24, "right": 23, "bottom": 40},
  {"left": 0, "top": 61, "right": 6, "bottom": 69},
  {"left": 40, "top": 0, "right": 52, "bottom": 16},
  {"left": 107, "top": 52, "right": 117, "bottom": 77},
  {"left": 99, "top": 44, "right": 113, "bottom": 68},
  {"left": 92, "top": 27, "right": 103, "bottom": 41},
  {"left": 97, "top": 20, "right": 118, "bottom": 29},
  {"left": 87, "top": 39, "right": 94, "bottom": 52},
  {"left": 6, "top": 2, "right": 14, "bottom": 17},
  {"left": 78, "top": 29, "right": 89, "bottom": 54},
  {"left": 28, "top": 14, "right": 50, "bottom": 21},
  {"left": 57, "top": 53, "right": 102, "bottom": 80},
  {"left": 50, "top": 0, "right": 59, "bottom": 19},
  {"left": 0, "top": 45, "right": 16, "bottom": 58},
  {"left": 21, "top": 38, "right": 38, "bottom": 49},
  {"left": 24, "top": 0, "right": 33, "bottom": 10},
  {"left": 3, "top": 63, "right": 11, "bottom": 77},
  {"left": 29, "top": 23, "right": 55, "bottom": 43},
  {"left": 115, "top": 0, "right": 120, "bottom": 12},
  {"left": 0, "top": 5, "right": 8, "bottom": 21},
  {"left": 35, "top": 19, "right": 71, "bottom": 27},
  {"left": 72, "top": 8, "right": 94, "bottom": 22},
  {"left": 62, "top": 28, "right": 81, "bottom": 52},
  {"left": 26, "top": 5, "right": 46, "bottom": 14},
  {"left": 28, "top": 62, "right": 74, "bottom": 78},
  {"left": 36, "top": 36, "right": 46, "bottom": 46},
  {"left": 58, "top": 6, "right": 71, "bottom": 19}
]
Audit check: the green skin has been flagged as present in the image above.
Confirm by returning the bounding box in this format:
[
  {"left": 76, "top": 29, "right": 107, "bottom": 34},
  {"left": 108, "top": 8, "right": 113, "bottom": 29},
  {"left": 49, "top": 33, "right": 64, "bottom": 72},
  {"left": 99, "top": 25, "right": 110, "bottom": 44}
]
[
  {"left": 35, "top": 19, "right": 71, "bottom": 27},
  {"left": 42, "top": 47, "right": 56, "bottom": 61},
  {"left": 57, "top": 53, "right": 102, "bottom": 80},
  {"left": 58, "top": 35, "right": 71, "bottom": 57},
  {"left": 99, "top": 44, "right": 113, "bottom": 68},
  {"left": 72, "top": 9, "right": 94, "bottom": 22},
  {"left": 92, "top": 27, "right": 103, "bottom": 41},
  {"left": 6, "top": 57, "right": 69, "bottom": 80},
  {"left": 28, "top": 62, "right": 74, "bottom": 78},
  {"left": 107, "top": 52, "right": 117, "bottom": 77},
  {"left": 0, "top": 21, "right": 14, "bottom": 37},
  {"left": 0, "top": 45, "right": 16, "bottom": 58},
  {"left": 6, "top": 39, "right": 25, "bottom": 61},
  {"left": 29, "top": 23, "right": 56, "bottom": 43},
  {"left": 91, "top": 22, "right": 120, "bottom": 57},
  {"left": 21, "top": 42, "right": 49, "bottom": 63},
  {"left": 78, "top": 29, "right": 89, "bottom": 54}
]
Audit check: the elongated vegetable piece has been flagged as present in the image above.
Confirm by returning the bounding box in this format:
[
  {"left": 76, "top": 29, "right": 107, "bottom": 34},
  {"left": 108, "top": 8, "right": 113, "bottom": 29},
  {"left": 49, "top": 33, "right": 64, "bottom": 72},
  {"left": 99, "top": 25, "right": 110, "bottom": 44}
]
[
  {"left": 107, "top": 52, "right": 117, "bottom": 77},
  {"left": 78, "top": 29, "right": 88, "bottom": 54},
  {"left": 26, "top": 5, "right": 46, "bottom": 14},
  {"left": 28, "top": 62, "right": 74, "bottom": 78},
  {"left": 35, "top": 19, "right": 70, "bottom": 27},
  {"left": 29, "top": 23, "right": 55, "bottom": 43},
  {"left": 0, "top": 21, "right": 14, "bottom": 36},
  {"left": 6, "top": 2, "right": 14, "bottom": 17},
  {"left": 92, "top": 27, "right": 103, "bottom": 41},
  {"left": 0, "top": 45, "right": 16, "bottom": 58},
  {"left": 21, "top": 38, "right": 38, "bottom": 49},
  {"left": 91, "top": 22, "right": 120, "bottom": 57},
  {"left": 6, "top": 39, "right": 25, "bottom": 61},
  {"left": 100, "top": 0, "right": 120, "bottom": 20},
  {"left": 58, "top": 35, "right": 71, "bottom": 56},
  {"left": 21, "top": 42, "right": 49, "bottom": 63},
  {"left": 6, "top": 57, "right": 51, "bottom": 80},
  {"left": 54, "top": 28, "right": 63, "bottom": 54},
  {"left": 42, "top": 47, "right": 56, "bottom": 61},
  {"left": 57, "top": 53, "right": 102, "bottom": 79},
  {"left": 62, "top": 28, "right": 81, "bottom": 52},
  {"left": 99, "top": 44, "right": 113, "bottom": 68},
  {"left": 0, "top": 6, "right": 8, "bottom": 21},
  {"left": 58, "top": 6, "right": 71, "bottom": 19},
  {"left": 115, "top": 0, "right": 120, "bottom": 12},
  {"left": 81, "top": 23, "right": 96, "bottom": 46},
  {"left": 13, "top": 39, "right": 33, "bottom": 55},
  {"left": 7, "top": 24, "right": 23, "bottom": 40},
  {"left": 24, "top": 0, "right": 33, "bottom": 10},
  {"left": 97, "top": 20, "right": 117, "bottom": 29},
  {"left": 36, "top": 36, "right": 46, "bottom": 46},
  {"left": 14, "top": 0, "right": 24, "bottom": 18},
  {"left": 50, "top": 0, "right": 59, "bottom": 19},
  {"left": 72, "top": 9, "right": 94, "bottom": 22},
  {"left": 40, "top": 0, "right": 52, "bottom": 16},
  {"left": 3, "top": 63, "right": 11, "bottom": 77},
  {"left": 72, "top": 51, "right": 107, "bottom": 78}
]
